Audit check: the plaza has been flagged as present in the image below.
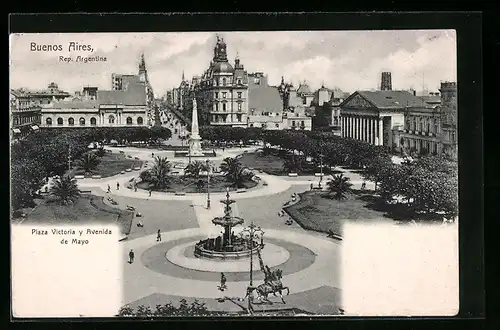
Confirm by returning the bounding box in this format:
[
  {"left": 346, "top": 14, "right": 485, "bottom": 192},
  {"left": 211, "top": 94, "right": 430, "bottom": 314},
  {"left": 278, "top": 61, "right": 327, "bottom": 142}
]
[{"left": 75, "top": 145, "right": 348, "bottom": 315}]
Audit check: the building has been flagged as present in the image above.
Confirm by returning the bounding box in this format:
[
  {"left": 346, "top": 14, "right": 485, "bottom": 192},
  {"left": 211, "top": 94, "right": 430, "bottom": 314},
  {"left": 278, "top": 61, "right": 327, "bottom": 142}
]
[
  {"left": 10, "top": 89, "right": 42, "bottom": 139},
  {"left": 439, "top": 82, "right": 458, "bottom": 158},
  {"left": 194, "top": 36, "right": 250, "bottom": 127},
  {"left": 381, "top": 72, "right": 392, "bottom": 91},
  {"left": 394, "top": 106, "right": 444, "bottom": 155},
  {"left": 329, "top": 90, "right": 347, "bottom": 136},
  {"left": 111, "top": 54, "right": 155, "bottom": 125},
  {"left": 340, "top": 90, "right": 425, "bottom": 147}
]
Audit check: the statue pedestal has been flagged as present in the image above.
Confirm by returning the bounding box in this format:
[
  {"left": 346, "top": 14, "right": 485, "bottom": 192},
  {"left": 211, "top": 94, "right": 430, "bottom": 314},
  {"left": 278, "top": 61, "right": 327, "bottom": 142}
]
[{"left": 189, "top": 138, "right": 204, "bottom": 156}]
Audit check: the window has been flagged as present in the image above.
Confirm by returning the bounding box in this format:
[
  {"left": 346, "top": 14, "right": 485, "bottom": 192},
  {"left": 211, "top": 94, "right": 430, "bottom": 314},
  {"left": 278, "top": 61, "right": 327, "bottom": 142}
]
[
  {"left": 108, "top": 115, "right": 115, "bottom": 124},
  {"left": 301, "top": 120, "right": 305, "bottom": 127},
  {"left": 46, "top": 118, "right": 52, "bottom": 126},
  {"left": 57, "top": 117, "right": 63, "bottom": 126},
  {"left": 215, "top": 92, "right": 218, "bottom": 99},
  {"left": 222, "top": 78, "right": 227, "bottom": 86},
  {"left": 238, "top": 103, "right": 242, "bottom": 111},
  {"left": 90, "top": 117, "right": 97, "bottom": 126},
  {"left": 222, "top": 92, "right": 227, "bottom": 99},
  {"left": 215, "top": 103, "right": 219, "bottom": 111},
  {"left": 237, "top": 114, "right": 242, "bottom": 122},
  {"left": 237, "top": 79, "right": 242, "bottom": 85},
  {"left": 68, "top": 117, "right": 75, "bottom": 126},
  {"left": 222, "top": 103, "right": 226, "bottom": 111},
  {"left": 237, "top": 92, "right": 242, "bottom": 99},
  {"left": 126, "top": 117, "right": 133, "bottom": 125},
  {"left": 137, "top": 117, "right": 143, "bottom": 125},
  {"left": 215, "top": 79, "right": 219, "bottom": 86},
  {"left": 292, "top": 120, "right": 296, "bottom": 127},
  {"left": 79, "top": 117, "right": 85, "bottom": 126}
]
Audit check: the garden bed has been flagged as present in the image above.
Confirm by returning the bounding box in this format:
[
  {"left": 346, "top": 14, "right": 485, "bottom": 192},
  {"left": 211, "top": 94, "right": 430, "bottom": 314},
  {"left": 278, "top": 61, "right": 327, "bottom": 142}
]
[
  {"left": 19, "top": 194, "right": 134, "bottom": 235},
  {"left": 136, "top": 175, "right": 258, "bottom": 193},
  {"left": 74, "top": 152, "right": 143, "bottom": 178},
  {"left": 284, "top": 191, "right": 387, "bottom": 236}
]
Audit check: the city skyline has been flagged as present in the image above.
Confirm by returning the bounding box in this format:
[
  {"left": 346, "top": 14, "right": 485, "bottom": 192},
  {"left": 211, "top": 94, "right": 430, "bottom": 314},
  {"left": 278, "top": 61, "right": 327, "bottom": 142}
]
[{"left": 10, "top": 30, "right": 456, "bottom": 97}]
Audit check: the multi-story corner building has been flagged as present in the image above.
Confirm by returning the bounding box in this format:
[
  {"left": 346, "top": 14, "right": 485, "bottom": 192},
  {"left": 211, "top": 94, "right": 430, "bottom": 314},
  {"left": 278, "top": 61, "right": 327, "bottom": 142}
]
[
  {"left": 195, "top": 36, "right": 249, "bottom": 127},
  {"left": 439, "top": 82, "right": 458, "bottom": 159},
  {"left": 10, "top": 89, "right": 42, "bottom": 139},
  {"left": 111, "top": 54, "right": 155, "bottom": 125}
]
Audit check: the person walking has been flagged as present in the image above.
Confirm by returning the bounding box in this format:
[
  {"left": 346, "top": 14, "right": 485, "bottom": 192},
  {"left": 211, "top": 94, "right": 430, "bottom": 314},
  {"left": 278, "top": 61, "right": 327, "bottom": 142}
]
[
  {"left": 361, "top": 181, "right": 366, "bottom": 190},
  {"left": 149, "top": 189, "right": 152, "bottom": 197},
  {"left": 310, "top": 183, "right": 314, "bottom": 190},
  {"left": 128, "top": 249, "right": 135, "bottom": 264},
  {"left": 219, "top": 272, "right": 227, "bottom": 291},
  {"left": 116, "top": 182, "right": 120, "bottom": 190},
  {"left": 151, "top": 152, "right": 155, "bottom": 158},
  {"left": 156, "top": 229, "right": 162, "bottom": 242},
  {"left": 107, "top": 184, "right": 111, "bottom": 193}
]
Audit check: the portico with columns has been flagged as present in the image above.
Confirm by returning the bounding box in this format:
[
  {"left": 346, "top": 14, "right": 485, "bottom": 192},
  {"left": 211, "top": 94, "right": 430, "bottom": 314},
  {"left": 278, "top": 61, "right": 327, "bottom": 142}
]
[{"left": 340, "top": 90, "right": 423, "bottom": 148}]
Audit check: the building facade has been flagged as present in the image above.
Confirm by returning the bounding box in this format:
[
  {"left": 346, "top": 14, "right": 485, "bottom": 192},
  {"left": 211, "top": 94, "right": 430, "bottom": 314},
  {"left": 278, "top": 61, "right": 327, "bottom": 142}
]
[
  {"left": 394, "top": 107, "right": 444, "bottom": 155},
  {"left": 439, "top": 82, "right": 458, "bottom": 158},
  {"left": 340, "top": 90, "right": 424, "bottom": 147},
  {"left": 193, "top": 36, "right": 249, "bottom": 127},
  {"left": 10, "top": 90, "right": 42, "bottom": 139}
]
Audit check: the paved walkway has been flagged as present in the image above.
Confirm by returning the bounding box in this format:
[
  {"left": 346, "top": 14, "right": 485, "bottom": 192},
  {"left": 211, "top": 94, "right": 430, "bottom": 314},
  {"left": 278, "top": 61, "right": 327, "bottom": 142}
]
[{"left": 76, "top": 146, "right": 347, "bottom": 312}]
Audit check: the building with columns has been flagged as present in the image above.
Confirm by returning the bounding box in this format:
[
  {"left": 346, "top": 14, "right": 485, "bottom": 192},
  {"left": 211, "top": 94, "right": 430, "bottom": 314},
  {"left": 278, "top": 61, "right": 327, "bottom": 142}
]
[{"left": 340, "top": 90, "right": 427, "bottom": 147}]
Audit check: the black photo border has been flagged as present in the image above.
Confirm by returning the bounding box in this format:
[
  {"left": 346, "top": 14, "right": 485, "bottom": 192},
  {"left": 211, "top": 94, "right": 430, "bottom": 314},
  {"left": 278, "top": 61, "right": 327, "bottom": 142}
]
[{"left": 7, "top": 11, "right": 484, "bottom": 330}]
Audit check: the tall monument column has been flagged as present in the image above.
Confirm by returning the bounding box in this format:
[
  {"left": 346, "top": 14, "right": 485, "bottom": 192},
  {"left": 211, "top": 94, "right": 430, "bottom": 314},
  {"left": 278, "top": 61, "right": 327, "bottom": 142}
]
[{"left": 189, "top": 98, "right": 204, "bottom": 156}]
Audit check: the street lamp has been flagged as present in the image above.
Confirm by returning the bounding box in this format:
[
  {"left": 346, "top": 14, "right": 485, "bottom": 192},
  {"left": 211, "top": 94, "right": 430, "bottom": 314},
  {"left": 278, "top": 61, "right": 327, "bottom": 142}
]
[
  {"left": 67, "top": 145, "right": 72, "bottom": 177},
  {"left": 318, "top": 153, "right": 324, "bottom": 189},
  {"left": 239, "top": 222, "right": 264, "bottom": 287},
  {"left": 239, "top": 222, "right": 264, "bottom": 315},
  {"left": 206, "top": 159, "right": 211, "bottom": 209}
]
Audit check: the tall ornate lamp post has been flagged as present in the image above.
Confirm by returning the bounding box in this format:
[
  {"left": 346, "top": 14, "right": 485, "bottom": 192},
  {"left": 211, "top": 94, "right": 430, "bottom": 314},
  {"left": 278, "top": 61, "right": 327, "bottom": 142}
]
[
  {"left": 206, "top": 159, "right": 211, "bottom": 209},
  {"left": 239, "top": 222, "right": 264, "bottom": 286},
  {"left": 318, "top": 153, "right": 324, "bottom": 189},
  {"left": 67, "top": 145, "right": 72, "bottom": 177}
]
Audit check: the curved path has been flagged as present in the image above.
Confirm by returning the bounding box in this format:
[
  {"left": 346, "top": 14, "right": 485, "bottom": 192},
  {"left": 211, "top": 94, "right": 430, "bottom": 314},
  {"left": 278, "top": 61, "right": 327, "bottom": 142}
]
[{"left": 78, "top": 146, "right": 345, "bottom": 311}]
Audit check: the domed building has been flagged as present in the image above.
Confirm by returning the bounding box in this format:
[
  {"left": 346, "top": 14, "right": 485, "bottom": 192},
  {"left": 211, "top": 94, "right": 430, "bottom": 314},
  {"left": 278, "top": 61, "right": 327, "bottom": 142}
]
[{"left": 194, "top": 36, "right": 249, "bottom": 127}]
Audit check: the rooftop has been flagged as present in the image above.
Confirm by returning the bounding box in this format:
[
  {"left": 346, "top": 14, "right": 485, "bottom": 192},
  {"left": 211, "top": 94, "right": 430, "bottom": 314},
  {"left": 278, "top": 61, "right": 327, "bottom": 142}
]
[
  {"left": 346, "top": 90, "right": 431, "bottom": 109},
  {"left": 248, "top": 86, "right": 283, "bottom": 113}
]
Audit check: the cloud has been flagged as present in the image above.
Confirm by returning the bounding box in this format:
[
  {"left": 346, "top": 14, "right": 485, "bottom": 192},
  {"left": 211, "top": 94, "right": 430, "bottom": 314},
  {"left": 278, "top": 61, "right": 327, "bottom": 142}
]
[{"left": 9, "top": 30, "right": 456, "bottom": 97}]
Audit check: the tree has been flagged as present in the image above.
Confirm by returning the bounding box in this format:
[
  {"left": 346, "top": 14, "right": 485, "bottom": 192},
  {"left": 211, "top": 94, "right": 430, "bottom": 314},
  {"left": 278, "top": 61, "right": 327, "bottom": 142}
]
[
  {"left": 282, "top": 156, "right": 303, "bottom": 173},
  {"left": 195, "top": 179, "right": 205, "bottom": 192},
  {"left": 326, "top": 174, "right": 353, "bottom": 200},
  {"left": 150, "top": 126, "right": 172, "bottom": 146},
  {"left": 184, "top": 160, "right": 208, "bottom": 179},
  {"left": 80, "top": 152, "right": 101, "bottom": 174},
  {"left": 149, "top": 156, "right": 171, "bottom": 190},
  {"left": 96, "top": 146, "right": 106, "bottom": 157},
  {"left": 362, "top": 155, "right": 393, "bottom": 191},
  {"left": 118, "top": 299, "right": 215, "bottom": 317},
  {"left": 220, "top": 157, "right": 252, "bottom": 188},
  {"left": 50, "top": 175, "right": 80, "bottom": 204}
]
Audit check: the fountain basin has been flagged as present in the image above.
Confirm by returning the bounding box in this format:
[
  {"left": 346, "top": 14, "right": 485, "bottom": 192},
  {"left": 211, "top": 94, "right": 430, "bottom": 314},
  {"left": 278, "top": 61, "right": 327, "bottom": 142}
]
[{"left": 194, "top": 239, "right": 263, "bottom": 260}]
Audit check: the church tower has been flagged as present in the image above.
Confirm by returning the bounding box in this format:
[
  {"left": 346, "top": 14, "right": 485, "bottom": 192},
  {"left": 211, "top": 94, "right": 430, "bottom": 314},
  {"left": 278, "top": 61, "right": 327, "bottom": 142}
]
[{"left": 139, "top": 53, "right": 147, "bottom": 83}]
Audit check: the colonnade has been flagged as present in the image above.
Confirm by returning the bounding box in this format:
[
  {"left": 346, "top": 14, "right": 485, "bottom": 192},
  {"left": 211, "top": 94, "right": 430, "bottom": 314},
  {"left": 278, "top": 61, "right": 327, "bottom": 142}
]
[
  {"left": 341, "top": 115, "right": 384, "bottom": 146},
  {"left": 99, "top": 111, "right": 123, "bottom": 125}
]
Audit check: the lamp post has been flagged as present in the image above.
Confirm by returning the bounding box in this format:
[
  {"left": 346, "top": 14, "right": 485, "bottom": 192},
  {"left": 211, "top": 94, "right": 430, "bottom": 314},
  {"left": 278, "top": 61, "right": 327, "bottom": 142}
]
[
  {"left": 206, "top": 159, "right": 211, "bottom": 209},
  {"left": 239, "top": 222, "right": 264, "bottom": 286},
  {"left": 239, "top": 222, "right": 264, "bottom": 315},
  {"left": 67, "top": 145, "right": 72, "bottom": 176},
  {"left": 318, "top": 153, "right": 323, "bottom": 189}
]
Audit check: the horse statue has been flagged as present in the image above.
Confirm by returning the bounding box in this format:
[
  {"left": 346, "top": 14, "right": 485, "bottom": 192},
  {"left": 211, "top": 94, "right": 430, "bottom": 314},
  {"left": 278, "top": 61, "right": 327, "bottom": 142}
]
[{"left": 247, "top": 268, "right": 290, "bottom": 304}]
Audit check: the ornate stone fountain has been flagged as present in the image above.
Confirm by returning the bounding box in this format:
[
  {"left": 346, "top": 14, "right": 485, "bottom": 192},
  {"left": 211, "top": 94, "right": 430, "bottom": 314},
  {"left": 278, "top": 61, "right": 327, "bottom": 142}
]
[{"left": 194, "top": 188, "right": 263, "bottom": 259}]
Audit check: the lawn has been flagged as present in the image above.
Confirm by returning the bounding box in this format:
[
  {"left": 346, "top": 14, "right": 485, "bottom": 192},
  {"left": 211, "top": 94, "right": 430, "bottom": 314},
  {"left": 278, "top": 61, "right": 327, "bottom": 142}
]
[
  {"left": 238, "top": 152, "right": 285, "bottom": 175},
  {"left": 21, "top": 194, "right": 134, "bottom": 235},
  {"left": 75, "top": 152, "right": 143, "bottom": 178},
  {"left": 285, "top": 191, "right": 387, "bottom": 236},
  {"left": 136, "top": 175, "right": 258, "bottom": 193}
]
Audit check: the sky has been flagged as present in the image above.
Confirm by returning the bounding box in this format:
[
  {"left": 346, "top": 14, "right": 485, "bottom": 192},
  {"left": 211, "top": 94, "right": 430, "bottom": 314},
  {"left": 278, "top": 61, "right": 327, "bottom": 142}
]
[{"left": 9, "top": 30, "right": 456, "bottom": 97}]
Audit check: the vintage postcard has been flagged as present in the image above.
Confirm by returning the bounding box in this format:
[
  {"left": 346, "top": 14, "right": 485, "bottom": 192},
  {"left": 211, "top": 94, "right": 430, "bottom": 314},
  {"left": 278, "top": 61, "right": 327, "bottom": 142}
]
[{"left": 10, "top": 30, "right": 459, "bottom": 317}]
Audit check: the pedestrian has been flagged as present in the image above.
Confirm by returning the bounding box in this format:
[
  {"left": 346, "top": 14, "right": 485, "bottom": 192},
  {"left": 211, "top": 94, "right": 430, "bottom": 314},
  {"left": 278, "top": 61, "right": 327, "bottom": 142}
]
[
  {"left": 134, "top": 185, "right": 137, "bottom": 192},
  {"left": 156, "top": 229, "right": 162, "bottom": 242},
  {"left": 107, "top": 184, "right": 111, "bottom": 193},
  {"left": 116, "top": 182, "right": 120, "bottom": 190},
  {"left": 220, "top": 272, "right": 227, "bottom": 291},
  {"left": 152, "top": 152, "right": 154, "bottom": 158},
  {"left": 149, "top": 189, "right": 152, "bottom": 197},
  {"left": 310, "top": 183, "right": 313, "bottom": 190},
  {"left": 361, "top": 181, "right": 366, "bottom": 190},
  {"left": 128, "top": 249, "right": 135, "bottom": 264}
]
